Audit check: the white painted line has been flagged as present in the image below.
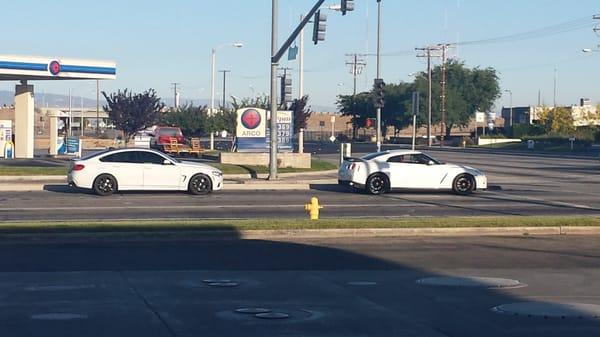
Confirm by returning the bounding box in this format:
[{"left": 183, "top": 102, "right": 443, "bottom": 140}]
[
  {"left": 30, "top": 313, "right": 88, "bottom": 320},
  {"left": 0, "top": 203, "right": 436, "bottom": 212},
  {"left": 25, "top": 284, "right": 96, "bottom": 291}
]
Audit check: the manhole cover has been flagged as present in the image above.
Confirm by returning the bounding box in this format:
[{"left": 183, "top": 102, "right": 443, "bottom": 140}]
[
  {"left": 347, "top": 281, "right": 377, "bottom": 286},
  {"left": 31, "top": 313, "right": 88, "bottom": 320},
  {"left": 202, "top": 279, "right": 232, "bottom": 284},
  {"left": 235, "top": 308, "right": 271, "bottom": 314},
  {"left": 416, "top": 276, "right": 524, "bottom": 288},
  {"left": 208, "top": 282, "right": 239, "bottom": 287},
  {"left": 255, "top": 312, "right": 290, "bottom": 319},
  {"left": 492, "top": 302, "right": 600, "bottom": 318}
]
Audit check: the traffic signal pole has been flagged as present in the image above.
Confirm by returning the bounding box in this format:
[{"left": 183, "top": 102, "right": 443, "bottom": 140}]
[
  {"left": 375, "top": 0, "right": 382, "bottom": 152},
  {"left": 269, "top": 0, "right": 327, "bottom": 180}
]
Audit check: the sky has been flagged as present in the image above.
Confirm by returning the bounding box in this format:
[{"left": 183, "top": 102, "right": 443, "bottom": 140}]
[{"left": 2, "top": 0, "right": 599, "bottom": 112}]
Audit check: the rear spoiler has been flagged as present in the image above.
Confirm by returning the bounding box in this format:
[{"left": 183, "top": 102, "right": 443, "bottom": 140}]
[{"left": 343, "top": 157, "right": 365, "bottom": 162}]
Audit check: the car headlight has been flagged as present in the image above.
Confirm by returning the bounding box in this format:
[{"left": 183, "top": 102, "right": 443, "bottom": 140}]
[{"left": 212, "top": 171, "right": 223, "bottom": 177}]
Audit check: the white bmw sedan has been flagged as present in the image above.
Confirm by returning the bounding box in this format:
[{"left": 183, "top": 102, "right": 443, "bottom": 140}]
[
  {"left": 338, "top": 150, "right": 487, "bottom": 195},
  {"left": 68, "top": 148, "right": 223, "bottom": 196}
]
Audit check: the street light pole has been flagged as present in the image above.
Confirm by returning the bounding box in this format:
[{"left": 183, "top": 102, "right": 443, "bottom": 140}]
[
  {"left": 375, "top": 0, "right": 382, "bottom": 152},
  {"left": 269, "top": 0, "right": 279, "bottom": 180},
  {"left": 505, "top": 89, "right": 513, "bottom": 128},
  {"left": 210, "top": 43, "right": 243, "bottom": 150}
]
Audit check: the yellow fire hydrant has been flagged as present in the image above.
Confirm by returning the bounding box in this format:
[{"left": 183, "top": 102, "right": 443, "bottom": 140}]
[{"left": 305, "top": 197, "right": 323, "bottom": 220}]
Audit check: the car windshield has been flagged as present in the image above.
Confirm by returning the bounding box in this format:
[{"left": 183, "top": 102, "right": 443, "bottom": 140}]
[
  {"left": 159, "top": 128, "right": 181, "bottom": 137},
  {"left": 160, "top": 151, "right": 181, "bottom": 163},
  {"left": 422, "top": 153, "right": 444, "bottom": 165}
]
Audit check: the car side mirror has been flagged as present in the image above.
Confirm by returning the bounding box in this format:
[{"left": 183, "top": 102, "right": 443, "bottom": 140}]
[{"left": 163, "top": 159, "right": 172, "bottom": 165}]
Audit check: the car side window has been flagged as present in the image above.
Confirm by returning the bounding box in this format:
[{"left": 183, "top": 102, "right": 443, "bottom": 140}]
[
  {"left": 387, "top": 155, "right": 405, "bottom": 163},
  {"left": 100, "top": 152, "right": 139, "bottom": 163},
  {"left": 138, "top": 152, "right": 167, "bottom": 165}
]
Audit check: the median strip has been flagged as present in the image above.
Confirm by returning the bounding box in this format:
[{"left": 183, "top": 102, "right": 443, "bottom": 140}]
[{"left": 0, "top": 216, "right": 599, "bottom": 239}]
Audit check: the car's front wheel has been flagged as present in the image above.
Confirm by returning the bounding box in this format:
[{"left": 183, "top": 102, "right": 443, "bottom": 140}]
[
  {"left": 93, "top": 174, "right": 117, "bottom": 196},
  {"left": 366, "top": 173, "right": 389, "bottom": 195},
  {"left": 188, "top": 174, "right": 212, "bottom": 195},
  {"left": 453, "top": 174, "right": 475, "bottom": 195}
]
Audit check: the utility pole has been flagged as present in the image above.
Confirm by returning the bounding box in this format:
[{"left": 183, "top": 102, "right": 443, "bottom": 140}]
[
  {"left": 171, "top": 82, "right": 181, "bottom": 109},
  {"left": 553, "top": 67, "right": 558, "bottom": 108},
  {"left": 346, "top": 53, "right": 366, "bottom": 140},
  {"left": 269, "top": 0, "right": 280, "bottom": 180},
  {"left": 219, "top": 70, "right": 231, "bottom": 109},
  {"left": 416, "top": 46, "right": 441, "bottom": 147},
  {"left": 439, "top": 44, "right": 449, "bottom": 147},
  {"left": 345, "top": 54, "right": 367, "bottom": 98}
]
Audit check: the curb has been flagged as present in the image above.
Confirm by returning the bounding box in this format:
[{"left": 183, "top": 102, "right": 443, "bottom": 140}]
[
  {"left": 0, "top": 182, "right": 314, "bottom": 192},
  {"left": 0, "top": 226, "right": 598, "bottom": 243}
]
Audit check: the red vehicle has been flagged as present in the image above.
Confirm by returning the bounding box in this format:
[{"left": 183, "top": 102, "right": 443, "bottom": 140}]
[{"left": 151, "top": 126, "right": 185, "bottom": 148}]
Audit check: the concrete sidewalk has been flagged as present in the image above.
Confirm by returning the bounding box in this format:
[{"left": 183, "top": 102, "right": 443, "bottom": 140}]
[{"left": 0, "top": 171, "right": 339, "bottom": 192}]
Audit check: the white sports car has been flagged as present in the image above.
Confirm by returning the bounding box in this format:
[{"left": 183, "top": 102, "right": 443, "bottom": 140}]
[
  {"left": 338, "top": 150, "right": 487, "bottom": 195},
  {"left": 68, "top": 148, "right": 223, "bottom": 196}
]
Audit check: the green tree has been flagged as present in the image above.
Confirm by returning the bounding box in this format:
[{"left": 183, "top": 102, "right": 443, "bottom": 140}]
[
  {"left": 160, "top": 104, "right": 207, "bottom": 136},
  {"left": 289, "top": 95, "right": 312, "bottom": 133},
  {"left": 538, "top": 106, "right": 575, "bottom": 135},
  {"left": 414, "top": 60, "right": 500, "bottom": 137},
  {"left": 337, "top": 92, "right": 375, "bottom": 138},
  {"left": 102, "top": 89, "right": 165, "bottom": 142}
]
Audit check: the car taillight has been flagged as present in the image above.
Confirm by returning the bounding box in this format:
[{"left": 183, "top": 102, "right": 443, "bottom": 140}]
[
  {"left": 350, "top": 163, "right": 356, "bottom": 170},
  {"left": 72, "top": 164, "right": 85, "bottom": 171}
]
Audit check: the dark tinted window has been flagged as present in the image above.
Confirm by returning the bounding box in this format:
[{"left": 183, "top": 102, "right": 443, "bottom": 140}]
[
  {"left": 100, "top": 151, "right": 139, "bottom": 163},
  {"left": 387, "top": 155, "right": 405, "bottom": 163},
  {"left": 158, "top": 128, "right": 181, "bottom": 137},
  {"left": 138, "top": 151, "right": 167, "bottom": 164}
]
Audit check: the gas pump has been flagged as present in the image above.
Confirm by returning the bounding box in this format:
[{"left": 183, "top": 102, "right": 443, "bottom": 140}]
[{"left": 0, "top": 120, "right": 13, "bottom": 159}]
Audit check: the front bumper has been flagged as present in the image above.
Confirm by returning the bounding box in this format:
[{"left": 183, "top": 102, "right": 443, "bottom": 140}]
[
  {"left": 212, "top": 175, "right": 223, "bottom": 191},
  {"left": 475, "top": 175, "right": 488, "bottom": 190}
]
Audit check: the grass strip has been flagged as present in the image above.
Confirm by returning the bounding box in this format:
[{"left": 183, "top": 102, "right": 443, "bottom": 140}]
[
  {"left": 0, "top": 160, "right": 337, "bottom": 176},
  {"left": 1, "top": 216, "right": 599, "bottom": 234}
]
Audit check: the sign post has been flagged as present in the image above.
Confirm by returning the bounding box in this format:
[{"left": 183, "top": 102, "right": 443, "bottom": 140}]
[{"left": 411, "top": 92, "right": 419, "bottom": 151}]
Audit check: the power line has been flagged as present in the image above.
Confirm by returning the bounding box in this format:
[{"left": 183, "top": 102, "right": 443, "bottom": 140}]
[{"left": 458, "top": 15, "right": 595, "bottom": 46}]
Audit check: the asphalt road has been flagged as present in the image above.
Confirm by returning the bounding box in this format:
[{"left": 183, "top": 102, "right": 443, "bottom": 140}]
[
  {"left": 0, "top": 235, "right": 599, "bottom": 336},
  {"left": 1, "top": 147, "right": 600, "bottom": 221}
]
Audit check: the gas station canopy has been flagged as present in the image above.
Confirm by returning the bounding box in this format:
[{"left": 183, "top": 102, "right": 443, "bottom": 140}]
[
  {"left": 0, "top": 55, "right": 116, "bottom": 159},
  {"left": 0, "top": 55, "right": 116, "bottom": 81}
]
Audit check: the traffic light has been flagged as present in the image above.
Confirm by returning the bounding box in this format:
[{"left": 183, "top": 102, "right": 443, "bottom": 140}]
[
  {"left": 341, "top": 0, "right": 355, "bottom": 15},
  {"left": 373, "top": 78, "right": 385, "bottom": 108},
  {"left": 280, "top": 75, "right": 293, "bottom": 105},
  {"left": 312, "top": 10, "right": 327, "bottom": 45}
]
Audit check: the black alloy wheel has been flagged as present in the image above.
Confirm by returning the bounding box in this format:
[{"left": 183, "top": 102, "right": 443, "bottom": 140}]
[
  {"left": 93, "top": 174, "right": 117, "bottom": 196},
  {"left": 188, "top": 174, "right": 212, "bottom": 195},
  {"left": 366, "top": 174, "right": 388, "bottom": 195},
  {"left": 453, "top": 174, "right": 475, "bottom": 195}
]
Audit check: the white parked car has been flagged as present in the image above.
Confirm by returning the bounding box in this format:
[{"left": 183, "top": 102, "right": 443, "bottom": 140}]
[
  {"left": 338, "top": 150, "right": 487, "bottom": 195},
  {"left": 68, "top": 148, "right": 223, "bottom": 196}
]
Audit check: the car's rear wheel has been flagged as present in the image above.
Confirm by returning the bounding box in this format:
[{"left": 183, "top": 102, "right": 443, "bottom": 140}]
[
  {"left": 453, "top": 174, "right": 475, "bottom": 195},
  {"left": 366, "top": 173, "right": 388, "bottom": 195},
  {"left": 93, "top": 174, "right": 117, "bottom": 196},
  {"left": 188, "top": 174, "right": 212, "bottom": 195}
]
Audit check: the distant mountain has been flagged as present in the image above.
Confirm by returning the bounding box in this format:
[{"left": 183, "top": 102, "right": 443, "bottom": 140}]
[
  {"left": 0, "top": 90, "right": 99, "bottom": 108},
  {"left": 0, "top": 91, "right": 337, "bottom": 112}
]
